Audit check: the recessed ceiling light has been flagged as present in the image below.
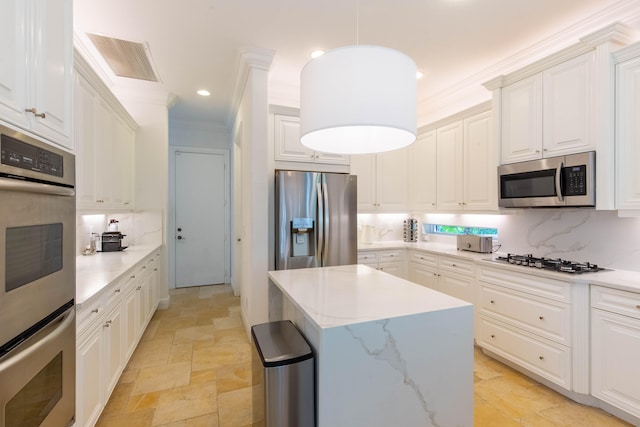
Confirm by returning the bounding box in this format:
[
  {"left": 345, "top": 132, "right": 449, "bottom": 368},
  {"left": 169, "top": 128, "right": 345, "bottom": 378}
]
[
  {"left": 310, "top": 50, "right": 325, "bottom": 59},
  {"left": 197, "top": 89, "right": 210, "bottom": 96},
  {"left": 416, "top": 71, "right": 424, "bottom": 79}
]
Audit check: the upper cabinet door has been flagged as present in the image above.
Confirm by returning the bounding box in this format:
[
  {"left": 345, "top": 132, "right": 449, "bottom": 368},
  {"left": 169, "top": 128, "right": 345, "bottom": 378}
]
[
  {"left": 501, "top": 74, "right": 543, "bottom": 164},
  {"left": 410, "top": 130, "right": 437, "bottom": 211},
  {"left": 273, "top": 113, "right": 349, "bottom": 165},
  {"left": 436, "top": 121, "right": 464, "bottom": 211},
  {"left": 376, "top": 148, "right": 408, "bottom": 212},
  {"left": 464, "top": 111, "right": 496, "bottom": 211},
  {"left": 29, "top": 0, "right": 73, "bottom": 148},
  {"left": 616, "top": 54, "right": 640, "bottom": 210},
  {"left": 0, "top": 0, "right": 29, "bottom": 128},
  {"left": 274, "top": 114, "right": 314, "bottom": 162},
  {"left": 0, "top": 0, "right": 72, "bottom": 149},
  {"left": 543, "top": 52, "right": 594, "bottom": 157}
]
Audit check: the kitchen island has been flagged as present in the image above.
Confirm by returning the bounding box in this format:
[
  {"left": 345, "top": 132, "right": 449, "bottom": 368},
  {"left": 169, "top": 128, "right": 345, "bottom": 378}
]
[{"left": 267, "top": 264, "right": 474, "bottom": 427}]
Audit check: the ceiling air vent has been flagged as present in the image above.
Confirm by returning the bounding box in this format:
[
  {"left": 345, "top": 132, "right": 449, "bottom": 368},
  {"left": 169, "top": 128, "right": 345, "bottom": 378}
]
[{"left": 87, "top": 33, "right": 159, "bottom": 82}]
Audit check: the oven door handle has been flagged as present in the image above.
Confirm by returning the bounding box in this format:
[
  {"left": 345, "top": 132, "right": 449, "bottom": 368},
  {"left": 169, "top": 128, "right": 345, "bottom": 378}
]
[
  {"left": 0, "top": 307, "right": 75, "bottom": 370},
  {"left": 555, "top": 162, "right": 564, "bottom": 202},
  {"left": 0, "top": 177, "right": 75, "bottom": 197}
]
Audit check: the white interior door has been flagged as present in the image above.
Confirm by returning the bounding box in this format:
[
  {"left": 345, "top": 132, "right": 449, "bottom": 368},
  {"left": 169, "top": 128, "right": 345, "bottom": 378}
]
[{"left": 175, "top": 150, "right": 226, "bottom": 287}]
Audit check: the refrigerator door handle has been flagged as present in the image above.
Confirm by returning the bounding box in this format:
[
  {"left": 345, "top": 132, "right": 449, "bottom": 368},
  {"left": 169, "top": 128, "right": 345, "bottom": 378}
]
[
  {"left": 321, "top": 177, "right": 330, "bottom": 266},
  {"left": 317, "top": 181, "right": 324, "bottom": 265}
]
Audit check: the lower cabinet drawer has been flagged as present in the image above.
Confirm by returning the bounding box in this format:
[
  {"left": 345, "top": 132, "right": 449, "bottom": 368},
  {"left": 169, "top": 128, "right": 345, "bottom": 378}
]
[
  {"left": 479, "top": 316, "right": 571, "bottom": 389},
  {"left": 479, "top": 284, "right": 570, "bottom": 345},
  {"left": 358, "top": 251, "right": 378, "bottom": 265}
]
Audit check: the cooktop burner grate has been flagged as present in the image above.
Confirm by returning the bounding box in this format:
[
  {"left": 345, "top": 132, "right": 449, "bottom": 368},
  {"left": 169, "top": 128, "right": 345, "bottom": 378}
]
[{"left": 494, "top": 253, "right": 607, "bottom": 274}]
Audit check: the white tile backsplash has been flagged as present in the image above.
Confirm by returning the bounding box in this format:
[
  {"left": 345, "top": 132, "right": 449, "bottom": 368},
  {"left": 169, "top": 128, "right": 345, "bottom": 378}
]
[{"left": 77, "top": 210, "right": 162, "bottom": 255}]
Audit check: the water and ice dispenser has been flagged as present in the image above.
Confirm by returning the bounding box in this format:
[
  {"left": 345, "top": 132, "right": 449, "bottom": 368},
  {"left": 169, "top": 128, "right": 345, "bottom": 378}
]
[{"left": 291, "top": 218, "right": 315, "bottom": 257}]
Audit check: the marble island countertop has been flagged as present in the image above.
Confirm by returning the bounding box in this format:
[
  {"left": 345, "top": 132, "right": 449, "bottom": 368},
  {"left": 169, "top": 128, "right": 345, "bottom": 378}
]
[
  {"left": 268, "top": 263, "right": 474, "bottom": 426},
  {"left": 268, "top": 264, "right": 471, "bottom": 329},
  {"left": 76, "top": 244, "right": 162, "bottom": 307}
]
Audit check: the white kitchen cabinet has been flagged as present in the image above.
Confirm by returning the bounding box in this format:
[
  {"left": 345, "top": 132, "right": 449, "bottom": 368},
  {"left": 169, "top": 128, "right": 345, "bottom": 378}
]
[
  {"left": 499, "top": 52, "right": 595, "bottom": 164},
  {"left": 408, "top": 251, "right": 439, "bottom": 291},
  {"left": 437, "top": 256, "right": 475, "bottom": 304},
  {"left": 76, "top": 250, "right": 161, "bottom": 427},
  {"left": 74, "top": 53, "right": 138, "bottom": 211},
  {"left": 614, "top": 44, "right": 640, "bottom": 211},
  {"left": 357, "top": 249, "right": 406, "bottom": 279},
  {"left": 0, "top": 0, "right": 73, "bottom": 149},
  {"left": 351, "top": 148, "right": 409, "bottom": 212},
  {"left": 475, "top": 264, "right": 592, "bottom": 392},
  {"left": 407, "top": 251, "right": 475, "bottom": 305},
  {"left": 76, "top": 323, "right": 103, "bottom": 427},
  {"left": 435, "top": 110, "right": 496, "bottom": 212},
  {"left": 591, "top": 285, "right": 640, "bottom": 420},
  {"left": 409, "top": 130, "right": 437, "bottom": 211},
  {"left": 273, "top": 113, "right": 349, "bottom": 165}
]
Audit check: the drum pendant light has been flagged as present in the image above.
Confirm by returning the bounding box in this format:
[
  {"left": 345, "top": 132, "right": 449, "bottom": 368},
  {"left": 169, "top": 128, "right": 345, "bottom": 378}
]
[{"left": 300, "top": 45, "right": 417, "bottom": 154}]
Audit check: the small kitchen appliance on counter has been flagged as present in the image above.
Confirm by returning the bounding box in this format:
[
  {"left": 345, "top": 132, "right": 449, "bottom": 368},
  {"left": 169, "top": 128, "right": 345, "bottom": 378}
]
[
  {"left": 457, "top": 234, "right": 493, "bottom": 253},
  {"left": 100, "top": 232, "right": 127, "bottom": 252}
]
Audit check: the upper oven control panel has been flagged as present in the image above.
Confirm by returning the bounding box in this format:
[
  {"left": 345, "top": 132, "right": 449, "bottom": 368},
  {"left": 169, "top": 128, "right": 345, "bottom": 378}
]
[{"left": 1, "top": 134, "right": 64, "bottom": 178}]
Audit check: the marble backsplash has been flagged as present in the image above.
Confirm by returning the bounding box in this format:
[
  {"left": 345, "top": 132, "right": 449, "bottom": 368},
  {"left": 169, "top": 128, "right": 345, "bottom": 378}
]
[
  {"left": 76, "top": 210, "right": 163, "bottom": 255},
  {"left": 359, "top": 210, "right": 640, "bottom": 272}
]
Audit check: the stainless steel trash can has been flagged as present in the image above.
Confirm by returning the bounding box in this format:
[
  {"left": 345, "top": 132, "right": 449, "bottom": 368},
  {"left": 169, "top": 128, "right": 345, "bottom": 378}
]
[{"left": 251, "top": 320, "right": 315, "bottom": 427}]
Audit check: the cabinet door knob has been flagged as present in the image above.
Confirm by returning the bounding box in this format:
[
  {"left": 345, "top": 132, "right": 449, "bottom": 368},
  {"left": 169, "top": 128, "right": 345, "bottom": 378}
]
[
  {"left": 490, "top": 334, "right": 495, "bottom": 338},
  {"left": 636, "top": 305, "right": 640, "bottom": 310},
  {"left": 490, "top": 300, "right": 495, "bottom": 304},
  {"left": 114, "top": 288, "right": 121, "bottom": 293},
  {"left": 452, "top": 263, "right": 456, "bottom": 267},
  {"left": 539, "top": 316, "right": 544, "bottom": 320},
  {"left": 539, "top": 356, "right": 545, "bottom": 360}
]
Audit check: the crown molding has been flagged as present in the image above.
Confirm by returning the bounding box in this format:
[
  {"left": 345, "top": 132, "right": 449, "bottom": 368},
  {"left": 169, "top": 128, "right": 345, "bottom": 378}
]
[{"left": 227, "top": 47, "right": 275, "bottom": 127}]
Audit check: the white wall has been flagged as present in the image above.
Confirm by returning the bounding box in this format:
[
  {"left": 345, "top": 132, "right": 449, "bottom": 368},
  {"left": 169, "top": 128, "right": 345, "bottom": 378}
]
[
  {"left": 232, "top": 49, "right": 273, "bottom": 332},
  {"left": 169, "top": 118, "right": 230, "bottom": 149}
]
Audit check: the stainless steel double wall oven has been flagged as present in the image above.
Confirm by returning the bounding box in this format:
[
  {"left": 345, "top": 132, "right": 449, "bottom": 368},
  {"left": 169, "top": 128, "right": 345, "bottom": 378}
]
[{"left": 0, "top": 124, "right": 76, "bottom": 427}]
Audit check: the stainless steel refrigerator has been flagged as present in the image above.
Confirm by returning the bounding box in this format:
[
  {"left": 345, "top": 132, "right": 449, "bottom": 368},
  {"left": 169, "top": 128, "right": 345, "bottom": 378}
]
[{"left": 275, "top": 170, "right": 357, "bottom": 270}]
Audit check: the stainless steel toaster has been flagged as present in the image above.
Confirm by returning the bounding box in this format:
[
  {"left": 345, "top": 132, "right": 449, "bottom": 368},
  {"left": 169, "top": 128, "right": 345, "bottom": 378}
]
[{"left": 456, "top": 234, "right": 493, "bottom": 253}]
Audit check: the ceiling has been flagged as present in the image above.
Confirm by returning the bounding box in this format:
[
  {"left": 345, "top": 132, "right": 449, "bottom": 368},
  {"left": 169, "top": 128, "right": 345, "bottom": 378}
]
[{"left": 73, "top": 0, "right": 640, "bottom": 127}]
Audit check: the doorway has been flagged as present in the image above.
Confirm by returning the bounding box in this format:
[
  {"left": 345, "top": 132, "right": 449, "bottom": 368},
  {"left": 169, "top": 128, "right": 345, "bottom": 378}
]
[{"left": 172, "top": 148, "right": 229, "bottom": 288}]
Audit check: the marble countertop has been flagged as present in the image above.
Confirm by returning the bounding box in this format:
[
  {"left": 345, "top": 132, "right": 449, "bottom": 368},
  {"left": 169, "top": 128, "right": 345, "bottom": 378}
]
[
  {"left": 268, "top": 264, "right": 472, "bottom": 330},
  {"left": 358, "top": 240, "right": 640, "bottom": 293},
  {"left": 76, "top": 244, "right": 162, "bottom": 307}
]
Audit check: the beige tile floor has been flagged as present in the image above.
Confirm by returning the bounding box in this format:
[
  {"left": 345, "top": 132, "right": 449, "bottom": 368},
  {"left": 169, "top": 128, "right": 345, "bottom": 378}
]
[{"left": 96, "top": 285, "right": 632, "bottom": 427}]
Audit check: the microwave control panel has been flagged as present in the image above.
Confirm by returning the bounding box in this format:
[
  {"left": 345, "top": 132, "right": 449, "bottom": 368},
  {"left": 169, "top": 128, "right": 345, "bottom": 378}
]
[
  {"left": 563, "top": 165, "right": 587, "bottom": 196},
  {"left": 1, "top": 134, "right": 63, "bottom": 178}
]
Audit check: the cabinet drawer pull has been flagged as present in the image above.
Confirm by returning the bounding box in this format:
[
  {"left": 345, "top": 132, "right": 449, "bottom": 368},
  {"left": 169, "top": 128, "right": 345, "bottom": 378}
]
[
  {"left": 103, "top": 320, "right": 112, "bottom": 328},
  {"left": 130, "top": 275, "right": 136, "bottom": 279},
  {"left": 114, "top": 288, "right": 121, "bottom": 293},
  {"left": 91, "top": 309, "right": 99, "bottom": 314},
  {"left": 136, "top": 286, "right": 142, "bottom": 290},
  {"left": 636, "top": 305, "right": 640, "bottom": 310},
  {"left": 25, "top": 107, "right": 46, "bottom": 118},
  {"left": 452, "top": 263, "right": 456, "bottom": 267},
  {"left": 154, "top": 268, "right": 158, "bottom": 271}
]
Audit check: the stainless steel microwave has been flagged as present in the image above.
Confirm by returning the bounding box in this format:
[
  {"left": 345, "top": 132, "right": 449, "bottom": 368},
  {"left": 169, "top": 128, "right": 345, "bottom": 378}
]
[{"left": 498, "top": 151, "right": 595, "bottom": 208}]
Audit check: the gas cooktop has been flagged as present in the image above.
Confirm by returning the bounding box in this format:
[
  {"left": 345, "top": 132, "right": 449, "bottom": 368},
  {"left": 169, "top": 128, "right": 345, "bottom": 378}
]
[{"left": 491, "top": 253, "right": 609, "bottom": 274}]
